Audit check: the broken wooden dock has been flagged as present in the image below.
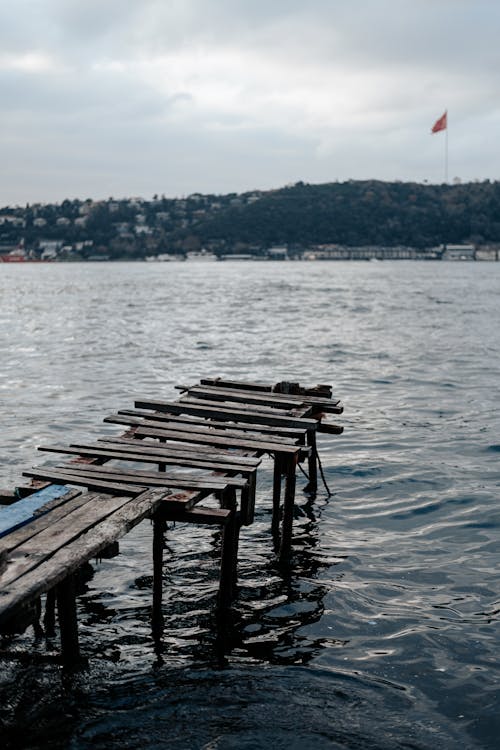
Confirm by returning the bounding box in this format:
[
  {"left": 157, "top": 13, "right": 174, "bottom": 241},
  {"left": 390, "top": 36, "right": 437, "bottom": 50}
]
[{"left": 0, "top": 377, "right": 343, "bottom": 666}]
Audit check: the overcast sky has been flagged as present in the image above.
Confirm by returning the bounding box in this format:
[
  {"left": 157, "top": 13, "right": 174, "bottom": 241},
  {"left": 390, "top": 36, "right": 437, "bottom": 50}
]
[{"left": 1, "top": 0, "right": 499, "bottom": 205}]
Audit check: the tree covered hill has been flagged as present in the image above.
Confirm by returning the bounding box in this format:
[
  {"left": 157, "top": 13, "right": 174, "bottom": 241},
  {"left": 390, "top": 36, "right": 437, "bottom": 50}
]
[
  {"left": 2, "top": 179, "right": 500, "bottom": 259},
  {"left": 194, "top": 180, "right": 500, "bottom": 249}
]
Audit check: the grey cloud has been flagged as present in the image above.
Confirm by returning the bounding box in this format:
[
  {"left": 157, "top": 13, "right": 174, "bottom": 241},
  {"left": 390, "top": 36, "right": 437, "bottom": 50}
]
[
  {"left": 4, "top": 1, "right": 500, "bottom": 76},
  {"left": 1, "top": 1, "right": 499, "bottom": 203},
  {"left": 0, "top": 65, "right": 187, "bottom": 125}
]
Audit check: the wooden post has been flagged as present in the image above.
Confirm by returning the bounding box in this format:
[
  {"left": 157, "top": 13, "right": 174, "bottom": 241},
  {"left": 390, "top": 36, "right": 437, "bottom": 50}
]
[
  {"left": 279, "top": 453, "right": 297, "bottom": 562},
  {"left": 33, "top": 597, "right": 44, "bottom": 637},
  {"left": 152, "top": 511, "right": 166, "bottom": 644},
  {"left": 220, "top": 486, "right": 239, "bottom": 597},
  {"left": 305, "top": 429, "right": 318, "bottom": 493},
  {"left": 56, "top": 573, "right": 80, "bottom": 668},
  {"left": 272, "top": 454, "right": 282, "bottom": 540},
  {"left": 240, "top": 469, "right": 256, "bottom": 526},
  {"left": 44, "top": 588, "right": 57, "bottom": 638},
  {"left": 232, "top": 509, "right": 242, "bottom": 597},
  {"left": 218, "top": 508, "right": 237, "bottom": 611},
  {"left": 217, "top": 486, "right": 240, "bottom": 609}
]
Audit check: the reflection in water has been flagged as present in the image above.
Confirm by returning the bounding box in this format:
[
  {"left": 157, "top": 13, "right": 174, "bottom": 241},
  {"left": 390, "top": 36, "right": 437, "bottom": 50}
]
[
  {"left": 118, "top": 483, "right": 345, "bottom": 670},
  {"left": 1, "top": 261, "right": 499, "bottom": 749}
]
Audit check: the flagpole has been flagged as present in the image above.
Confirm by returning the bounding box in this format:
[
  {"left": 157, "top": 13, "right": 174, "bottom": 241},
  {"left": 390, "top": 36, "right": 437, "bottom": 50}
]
[{"left": 445, "top": 109, "right": 448, "bottom": 183}]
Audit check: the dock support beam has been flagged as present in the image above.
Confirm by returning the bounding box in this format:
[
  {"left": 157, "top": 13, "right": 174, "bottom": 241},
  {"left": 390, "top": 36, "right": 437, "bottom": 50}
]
[
  {"left": 272, "top": 454, "right": 282, "bottom": 540},
  {"left": 152, "top": 511, "right": 166, "bottom": 644},
  {"left": 56, "top": 574, "right": 80, "bottom": 668},
  {"left": 218, "top": 487, "right": 240, "bottom": 609},
  {"left": 44, "top": 589, "right": 57, "bottom": 638},
  {"left": 279, "top": 453, "right": 297, "bottom": 562},
  {"left": 305, "top": 430, "right": 318, "bottom": 494},
  {"left": 240, "top": 469, "right": 257, "bottom": 526}
]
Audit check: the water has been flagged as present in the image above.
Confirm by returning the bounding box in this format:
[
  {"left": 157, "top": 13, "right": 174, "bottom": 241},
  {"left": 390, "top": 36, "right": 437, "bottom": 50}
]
[{"left": 0, "top": 261, "right": 499, "bottom": 749}]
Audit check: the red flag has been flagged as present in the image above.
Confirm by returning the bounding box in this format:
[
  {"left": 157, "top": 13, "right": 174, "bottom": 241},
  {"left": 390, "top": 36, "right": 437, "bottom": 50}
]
[{"left": 431, "top": 111, "right": 447, "bottom": 133}]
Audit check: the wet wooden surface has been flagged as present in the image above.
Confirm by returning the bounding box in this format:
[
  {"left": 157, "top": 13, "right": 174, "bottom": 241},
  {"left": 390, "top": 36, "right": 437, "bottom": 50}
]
[
  {"left": 0, "top": 376, "right": 342, "bottom": 656},
  {"left": 0, "top": 488, "right": 171, "bottom": 627}
]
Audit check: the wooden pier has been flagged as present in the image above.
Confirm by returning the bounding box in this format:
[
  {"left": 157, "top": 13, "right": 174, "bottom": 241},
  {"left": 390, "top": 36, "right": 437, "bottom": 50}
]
[{"left": 0, "top": 377, "right": 343, "bottom": 667}]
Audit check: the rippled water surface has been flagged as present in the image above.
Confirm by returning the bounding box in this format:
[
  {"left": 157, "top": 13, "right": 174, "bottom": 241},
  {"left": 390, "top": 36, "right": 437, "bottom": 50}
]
[{"left": 0, "top": 261, "right": 499, "bottom": 749}]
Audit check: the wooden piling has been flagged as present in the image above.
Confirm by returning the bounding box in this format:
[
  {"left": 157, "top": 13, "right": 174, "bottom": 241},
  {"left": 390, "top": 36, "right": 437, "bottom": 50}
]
[
  {"left": 220, "top": 486, "right": 240, "bottom": 599},
  {"left": 152, "top": 511, "right": 166, "bottom": 644},
  {"left": 279, "top": 454, "right": 297, "bottom": 562},
  {"left": 218, "top": 509, "right": 237, "bottom": 611},
  {"left": 306, "top": 429, "right": 318, "bottom": 493},
  {"left": 240, "top": 469, "right": 256, "bottom": 526},
  {"left": 56, "top": 574, "right": 80, "bottom": 668},
  {"left": 44, "top": 589, "right": 56, "bottom": 638},
  {"left": 272, "top": 454, "right": 282, "bottom": 541}
]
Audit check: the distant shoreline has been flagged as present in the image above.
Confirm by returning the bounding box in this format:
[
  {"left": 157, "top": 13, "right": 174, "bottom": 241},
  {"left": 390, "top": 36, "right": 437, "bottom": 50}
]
[{"left": 2, "top": 254, "right": 499, "bottom": 264}]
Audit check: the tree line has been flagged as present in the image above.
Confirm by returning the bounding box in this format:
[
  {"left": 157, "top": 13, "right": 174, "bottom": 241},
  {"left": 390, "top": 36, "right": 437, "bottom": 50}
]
[
  {"left": 2, "top": 180, "right": 500, "bottom": 258},
  {"left": 193, "top": 180, "right": 500, "bottom": 250}
]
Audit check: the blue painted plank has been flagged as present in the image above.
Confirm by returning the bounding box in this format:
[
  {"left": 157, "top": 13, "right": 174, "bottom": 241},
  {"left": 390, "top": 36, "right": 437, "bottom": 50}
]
[{"left": 0, "top": 485, "right": 69, "bottom": 538}]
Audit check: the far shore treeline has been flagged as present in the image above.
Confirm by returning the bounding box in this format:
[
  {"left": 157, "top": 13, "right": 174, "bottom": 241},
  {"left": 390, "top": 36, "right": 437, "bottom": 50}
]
[{"left": 2, "top": 179, "right": 500, "bottom": 261}]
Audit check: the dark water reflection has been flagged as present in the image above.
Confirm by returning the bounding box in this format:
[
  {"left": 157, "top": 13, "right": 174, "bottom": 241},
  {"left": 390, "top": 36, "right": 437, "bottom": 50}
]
[{"left": 1, "top": 261, "right": 499, "bottom": 748}]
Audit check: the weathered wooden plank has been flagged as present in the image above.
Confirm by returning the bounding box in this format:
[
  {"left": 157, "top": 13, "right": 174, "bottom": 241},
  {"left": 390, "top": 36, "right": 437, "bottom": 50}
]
[
  {"left": 153, "top": 488, "right": 205, "bottom": 511},
  {"left": 25, "top": 466, "right": 230, "bottom": 494},
  {"left": 99, "top": 434, "right": 261, "bottom": 460},
  {"left": 274, "top": 382, "right": 333, "bottom": 397},
  {"left": 198, "top": 379, "right": 337, "bottom": 402},
  {"left": 290, "top": 393, "right": 341, "bottom": 407},
  {"left": 150, "top": 395, "right": 300, "bottom": 416},
  {"left": 53, "top": 463, "right": 248, "bottom": 490},
  {"left": 308, "top": 400, "right": 343, "bottom": 415},
  {"left": 85, "top": 463, "right": 257, "bottom": 519},
  {"left": 135, "top": 398, "right": 318, "bottom": 429},
  {"left": 132, "top": 425, "right": 303, "bottom": 455},
  {"left": 186, "top": 385, "right": 308, "bottom": 409},
  {"left": 104, "top": 413, "right": 302, "bottom": 446},
  {"left": 0, "top": 491, "right": 89, "bottom": 555},
  {"left": 95, "top": 437, "right": 261, "bottom": 464},
  {"left": 22, "top": 469, "right": 148, "bottom": 496},
  {"left": 200, "top": 378, "right": 333, "bottom": 399},
  {"left": 0, "top": 485, "right": 80, "bottom": 539},
  {"left": 39, "top": 444, "right": 258, "bottom": 475},
  {"left": 161, "top": 506, "right": 232, "bottom": 525},
  {"left": 182, "top": 393, "right": 312, "bottom": 421},
  {"left": 181, "top": 396, "right": 312, "bottom": 419},
  {"left": 1, "top": 492, "right": 134, "bottom": 588},
  {"left": 117, "top": 409, "right": 308, "bottom": 439},
  {"left": 0, "top": 488, "right": 170, "bottom": 626},
  {"left": 186, "top": 385, "right": 343, "bottom": 413},
  {"left": 199, "top": 377, "right": 273, "bottom": 392},
  {"left": 199, "top": 378, "right": 334, "bottom": 399},
  {"left": 317, "top": 422, "right": 344, "bottom": 435}
]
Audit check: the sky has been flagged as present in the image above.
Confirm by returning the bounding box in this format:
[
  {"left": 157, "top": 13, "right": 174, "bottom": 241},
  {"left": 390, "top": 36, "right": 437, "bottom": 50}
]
[{"left": 1, "top": 0, "right": 499, "bottom": 205}]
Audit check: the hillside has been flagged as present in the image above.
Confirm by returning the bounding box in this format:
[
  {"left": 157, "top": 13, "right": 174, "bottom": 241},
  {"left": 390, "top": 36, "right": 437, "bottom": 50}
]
[
  {"left": 193, "top": 180, "right": 500, "bottom": 250},
  {"left": 2, "top": 180, "right": 500, "bottom": 259}
]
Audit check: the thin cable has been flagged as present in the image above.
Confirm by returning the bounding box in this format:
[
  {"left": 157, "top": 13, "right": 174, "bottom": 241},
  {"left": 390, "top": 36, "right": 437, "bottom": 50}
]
[
  {"left": 298, "top": 462, "right": 309, "bottom": 480},
  {"left": 316, "top": 447, "right": 332, "bottom": 496}
]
